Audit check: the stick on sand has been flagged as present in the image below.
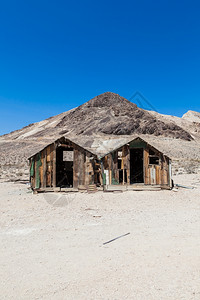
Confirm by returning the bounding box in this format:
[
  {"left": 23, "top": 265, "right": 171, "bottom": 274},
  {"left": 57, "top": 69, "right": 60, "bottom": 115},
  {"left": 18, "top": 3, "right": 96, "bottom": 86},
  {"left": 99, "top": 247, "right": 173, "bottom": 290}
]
[{"left": 103, "top": 232, "right": 130, "bottom": 245}]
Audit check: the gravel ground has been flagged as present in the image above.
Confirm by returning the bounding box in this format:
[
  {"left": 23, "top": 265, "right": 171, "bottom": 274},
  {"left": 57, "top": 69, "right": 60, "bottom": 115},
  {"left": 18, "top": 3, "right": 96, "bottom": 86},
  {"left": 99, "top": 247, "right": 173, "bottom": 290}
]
[{"left": 0, "top": 174, "right": 200, "bottom": 300}]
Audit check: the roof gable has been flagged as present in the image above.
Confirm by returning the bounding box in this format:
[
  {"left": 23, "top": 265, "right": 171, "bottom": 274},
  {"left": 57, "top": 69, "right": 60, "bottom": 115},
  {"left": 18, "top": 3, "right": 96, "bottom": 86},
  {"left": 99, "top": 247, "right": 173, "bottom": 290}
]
[
  {"left": 99, "top": 137, "right": 170, "bottom": 159},
  {"left": 28, "top": 136, "right": 97, "bottom": 159}
]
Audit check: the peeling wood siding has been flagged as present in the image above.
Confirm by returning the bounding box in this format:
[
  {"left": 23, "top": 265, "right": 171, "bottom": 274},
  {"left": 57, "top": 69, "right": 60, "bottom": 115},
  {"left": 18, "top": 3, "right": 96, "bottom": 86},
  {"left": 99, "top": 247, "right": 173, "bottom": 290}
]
[
  {"left": 40, "top": 151, "right": 44, "bottom": 187},
  {"left": 101, "top": 142, "right": 170, "bottom": 187},
  {"left": 30, "top": 138, "right": 97, "bottom": 190},
  {"left": 42, "top": 149, "right": 46, "bottom": 188},
  {"left": 73, "top": 148, "right": 79, "bottom": 189},
  {"left": 30, "top": 137, "right": 171, "bottom": 191},
  {"left": 144, "top": 148, "right": 149, "bottom": 184}
]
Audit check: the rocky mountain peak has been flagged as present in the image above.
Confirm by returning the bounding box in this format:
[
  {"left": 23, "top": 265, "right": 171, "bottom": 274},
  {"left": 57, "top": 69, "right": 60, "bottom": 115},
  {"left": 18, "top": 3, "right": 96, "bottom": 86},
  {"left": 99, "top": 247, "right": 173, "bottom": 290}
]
[
  {"left": 1, "top": 92, "right": 200, "bottom": 182},
  {"left": 0, "top": 92, "right": 196, "bottom": 142},
  {"left": 84, "top": 92, "right": 137, "bottom": 109}
]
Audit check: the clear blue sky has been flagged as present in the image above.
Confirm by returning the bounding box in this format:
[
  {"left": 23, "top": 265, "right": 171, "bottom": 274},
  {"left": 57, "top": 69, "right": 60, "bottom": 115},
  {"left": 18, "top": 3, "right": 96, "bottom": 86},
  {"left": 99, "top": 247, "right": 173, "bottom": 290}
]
[{"left": 0, "top": 0, "right": 200, "bottom": 135}]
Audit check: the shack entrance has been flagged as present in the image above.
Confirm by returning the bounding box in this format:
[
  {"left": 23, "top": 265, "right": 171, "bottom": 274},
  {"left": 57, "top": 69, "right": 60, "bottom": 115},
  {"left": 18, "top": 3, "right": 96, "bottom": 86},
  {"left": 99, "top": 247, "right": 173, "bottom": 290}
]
[
  {"left": 130, "top": 148, "right": 144, "bottom": 184},
  {"left": 56, "top": 147, "right": 74, "bottom": 187}
]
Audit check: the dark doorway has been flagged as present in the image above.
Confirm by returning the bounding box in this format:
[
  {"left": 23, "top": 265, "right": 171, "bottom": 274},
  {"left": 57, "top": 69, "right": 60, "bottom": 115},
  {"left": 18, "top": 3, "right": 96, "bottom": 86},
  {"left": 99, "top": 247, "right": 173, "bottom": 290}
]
[
  {"left": 56, "top": 147, "right": 74, "bottom": 187},
  {"left": 119, "top": 169, "right": 127, "bottom": 184},
  {"left": 130, "top": 148, "right": 144, "bottom": 184}
]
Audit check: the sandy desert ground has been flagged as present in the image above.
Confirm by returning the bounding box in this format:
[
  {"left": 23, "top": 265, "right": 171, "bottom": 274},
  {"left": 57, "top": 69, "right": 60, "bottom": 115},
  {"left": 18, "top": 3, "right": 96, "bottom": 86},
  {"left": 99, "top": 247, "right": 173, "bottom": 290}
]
[{"left": 0, "top": 174, "right": 200, "bottom": 300}]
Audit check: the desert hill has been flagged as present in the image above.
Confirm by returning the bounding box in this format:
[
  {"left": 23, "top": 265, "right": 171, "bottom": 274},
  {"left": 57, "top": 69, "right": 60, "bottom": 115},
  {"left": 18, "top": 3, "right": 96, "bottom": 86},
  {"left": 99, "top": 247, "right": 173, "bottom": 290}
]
[
  {"left": 182, "top": 110, "right": 200, "bottom": 123},
  {"left": 0, "top": 92, "right": 200, "bottom": 180},
  {"left": 2, "top": 92, "right": 193, "bottom": 140}
]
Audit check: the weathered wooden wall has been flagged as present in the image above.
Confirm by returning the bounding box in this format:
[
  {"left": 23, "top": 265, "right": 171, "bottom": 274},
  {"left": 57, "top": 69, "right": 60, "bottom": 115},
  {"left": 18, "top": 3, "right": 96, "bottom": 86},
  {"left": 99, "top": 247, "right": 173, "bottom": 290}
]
[
  {"left": 30, "top": 139, "right": 96, "bottom": 190},
  {"left": 30, "top": 138, "right": 171, "bottom": 191},
  {"left": 102, "top": 142, "right": 170, "bottom": 187}
]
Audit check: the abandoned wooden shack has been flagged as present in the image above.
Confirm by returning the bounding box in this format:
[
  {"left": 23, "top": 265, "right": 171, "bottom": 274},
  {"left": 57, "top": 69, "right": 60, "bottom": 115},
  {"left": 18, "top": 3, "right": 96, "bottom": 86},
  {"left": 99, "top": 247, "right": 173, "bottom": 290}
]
[
  {"left": 28, "top": 137, "right": 101, "bottom": 192},
  {"left": 29, "top": 136, "right": 172, "bottom": 192},
  {"left": 100, "top": 137, "right": 172, "bottom": 191}
]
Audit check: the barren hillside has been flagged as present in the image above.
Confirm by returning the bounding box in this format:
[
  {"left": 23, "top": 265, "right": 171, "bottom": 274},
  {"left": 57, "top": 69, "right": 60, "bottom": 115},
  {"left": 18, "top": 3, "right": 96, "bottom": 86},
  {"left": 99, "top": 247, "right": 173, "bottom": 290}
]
[
  {"left": 0, "top": 92, "right": 200, "bottom": 180},
  {"left": 182, "top": 110, "right": 200, "bottom": 123}
]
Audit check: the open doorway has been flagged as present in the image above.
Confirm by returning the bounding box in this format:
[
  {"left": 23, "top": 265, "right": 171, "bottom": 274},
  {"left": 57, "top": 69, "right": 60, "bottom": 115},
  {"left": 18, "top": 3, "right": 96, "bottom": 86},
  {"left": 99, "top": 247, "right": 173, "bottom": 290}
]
[
  {"left": 130, "top": 148, "right": 144, "bottom": 183},
  {"left": 56, "top": 147, "right": 74, "bottom": 187}
]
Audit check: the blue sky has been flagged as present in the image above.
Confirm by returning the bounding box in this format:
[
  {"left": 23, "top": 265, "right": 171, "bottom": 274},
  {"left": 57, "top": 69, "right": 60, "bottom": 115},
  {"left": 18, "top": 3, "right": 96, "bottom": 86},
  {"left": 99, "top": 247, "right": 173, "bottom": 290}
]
[{"left": 0, "top": 0, "right": 200, "bottom": 135}]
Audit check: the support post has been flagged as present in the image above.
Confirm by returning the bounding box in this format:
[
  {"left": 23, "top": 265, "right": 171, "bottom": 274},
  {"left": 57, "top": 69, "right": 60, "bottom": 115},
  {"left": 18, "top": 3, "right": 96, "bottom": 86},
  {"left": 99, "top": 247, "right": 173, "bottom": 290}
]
[
  {"left": 42, "top": 148, "right": 47, "bottom": 188},
  {"left": 53, "top": 143, "right": 56, "bottom": 189}
]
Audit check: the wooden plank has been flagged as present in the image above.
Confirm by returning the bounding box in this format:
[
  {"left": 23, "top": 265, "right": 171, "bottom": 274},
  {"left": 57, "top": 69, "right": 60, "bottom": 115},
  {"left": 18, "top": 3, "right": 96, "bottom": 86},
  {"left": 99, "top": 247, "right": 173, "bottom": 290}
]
[
  {"left": 122, "top": 145, "right": 128, "bottom": 169},
  {"left": 115, "top": 169, "right": 119, "bottom": 183},
  {"left": 169, "top": 160, "right": 172, "bottom": 188},
  {"left": 86, "top": 153, "right": 94, "bottom": 186},
  {"left": 82, "top": 151, "right": 86, "bottom": 185},
  {"left": 50, "top": 144, "right": 54, "bottom": 187},
  {"left": 166, "top": 158, "right": 170, "bottom": 186},
  {"left": 85, "top": 154, "right": 90, "bottom": 186},
  {"left": 46, "top": 145, "right": 51, "bottom": 162},
  {"left": 149, "top": 166, "right": 156, "bottom": 185},
  {"left": 78, "top": 149, "right": 85, "bottom": 186},
  {"left": 126, "top": 146, "right": 130, "bottom": 184},
  {"left": 158, "top": 155, "right": 162, "bottom": 185},
  {"left": 108, "top": 154, "right": 112, "bottom": 170},
  {"left": 108, "top": 170, "right": 111, "bottom": 185},
  {"left": 45, "top": 146, "right": 52, "bottom": 187},
  {"left": 46, "top": 145, "right": 51, "bottom": 187},
  {"left": 34, "top": 155, "right": 37, "bottom": 189},
  {"left": 161, "top": 157, "right": 164, "bottom": 185},
  {"left": 143, "top": 148, "right": 149, "bottom": 184},
  {"left": 32, "top": 158, "right": 35, "bottom": 189},
  {"left": 111, "top": 151, "right": 119, "bottom": 185},
  {"left": 73, "top": 148, "right": 78, "bottom": 189},
  {"left": 113, "top": 151, "right": 118, "bottom": 171},
  {"left": 163, "top": 157, "right": 168, "bottom": 185},
  {"left": 158, "top": 166, "right": 161, "bottom": 185},
  {"left": 103, "top": 156, "right": 109, "bottom": 169},
  {"left": 121, "top": 147, "right": 124, "bottom": 170},
  {"left": 40, "top": 151, "right": 44, "bottom": 187},
  {"left": 46, "top": 162, "right": 51, "bottom": 187},
  {"left": 156, "top": 165, "right": 160, "bottom": 184},
  {"left": 42, "top": 148, "right": 47, "bottom": 188},
  {"left": 53, "top": 143, "right": 56, "bottom": 188},
  {"left": 99, "top": 165, "right": 103, "bottom": 185}
]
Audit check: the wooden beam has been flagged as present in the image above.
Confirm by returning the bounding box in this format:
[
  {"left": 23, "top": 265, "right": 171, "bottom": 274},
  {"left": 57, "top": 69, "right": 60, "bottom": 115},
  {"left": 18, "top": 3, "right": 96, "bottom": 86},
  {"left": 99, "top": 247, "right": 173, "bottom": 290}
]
[
  {"left": 34, "top": 155, "right": 37, "bottom": 189},
  {"left": 143, "top": 148, "right": 149, "bottom": 184},
  {"left": 43, "top": 148, "right": 47, "bottom": 188},
  {"left": 53, "top": 143, "right": 56, "bottom": 188},
  {"left": 58, "top": 144, "right": 73, "bottom": 148},
  {"left": 73, "top": 148, "right": 78, "bottom": 189},
  {"left": 40, "top": 153, "right": 44, "bottom": 187}
]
